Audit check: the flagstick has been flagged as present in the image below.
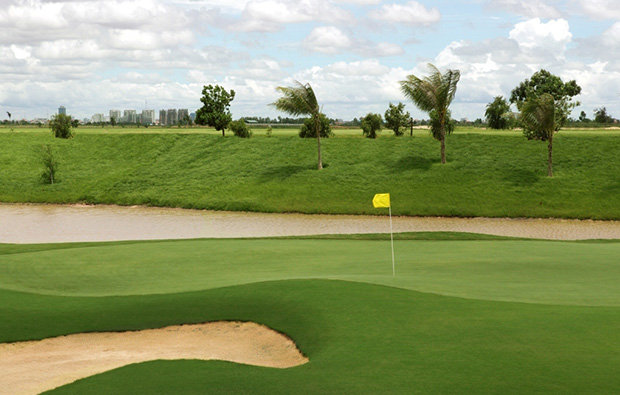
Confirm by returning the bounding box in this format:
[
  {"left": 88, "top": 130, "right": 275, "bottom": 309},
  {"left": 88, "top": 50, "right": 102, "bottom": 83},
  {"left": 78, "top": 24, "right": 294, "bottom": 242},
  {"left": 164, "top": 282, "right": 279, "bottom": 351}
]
[{"left": 389, "top": 206, "right": 395, "bottom": 276}]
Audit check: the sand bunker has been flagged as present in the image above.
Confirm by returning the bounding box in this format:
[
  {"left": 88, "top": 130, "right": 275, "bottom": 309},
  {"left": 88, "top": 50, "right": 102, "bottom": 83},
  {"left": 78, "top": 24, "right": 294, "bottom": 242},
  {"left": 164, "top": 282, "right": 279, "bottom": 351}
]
[{"left": 0, "top": 321, "right": 308, "bottom": 395}]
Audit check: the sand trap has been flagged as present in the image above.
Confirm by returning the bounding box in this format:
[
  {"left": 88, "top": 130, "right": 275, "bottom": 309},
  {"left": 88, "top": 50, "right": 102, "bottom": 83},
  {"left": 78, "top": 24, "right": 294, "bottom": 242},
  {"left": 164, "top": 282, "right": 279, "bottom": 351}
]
[{"left": 0, "top": 321, "right": 308, "bottom": 395}]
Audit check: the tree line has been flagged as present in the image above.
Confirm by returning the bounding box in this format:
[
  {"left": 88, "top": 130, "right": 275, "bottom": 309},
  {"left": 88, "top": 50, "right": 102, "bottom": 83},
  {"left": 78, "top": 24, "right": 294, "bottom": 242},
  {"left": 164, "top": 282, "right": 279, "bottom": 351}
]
[
  {"left": 268, "top": 65, "right": 588, "bottom": 177},
  {"left": 38, "top": 64, "right": 614, "bottom": 178}
]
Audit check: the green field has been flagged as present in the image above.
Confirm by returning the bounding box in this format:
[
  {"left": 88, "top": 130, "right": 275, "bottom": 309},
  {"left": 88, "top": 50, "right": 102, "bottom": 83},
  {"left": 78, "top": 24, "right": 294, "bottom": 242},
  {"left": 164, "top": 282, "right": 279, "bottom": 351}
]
[
  {"left": 2, "top": 126, "right": 620, "bottom": 219},
  {"left": 1, "top": 234, "right": 619, "bottom": 394}
]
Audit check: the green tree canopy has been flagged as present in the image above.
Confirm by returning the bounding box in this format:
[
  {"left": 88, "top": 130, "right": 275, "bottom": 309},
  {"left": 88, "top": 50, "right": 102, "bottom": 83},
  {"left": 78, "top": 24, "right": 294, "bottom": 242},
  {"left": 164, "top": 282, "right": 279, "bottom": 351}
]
[
  {"left": 485, "top": 96, "right": 512, "bottom": 130},
  {"left": 510, "top": 69, "right": 581, "bottom": 135},
  {"left": 400, "top": 63, "right": 460, "bottom": 164},
  {"left": 49, "top": 113, "right": 73, "bottom": 139},
  {"left": 384, "top": 102, "right": 410, "bottom": 136},
  {"left": 594, "top": 107, "right": 614, "bottom": 123},
  {"left": 195, "top": 84, "right": 235, "bottom": 136},
  {"left": 361, "top": 113, "right": 382, "bottom": 139},
  {"left": 271, "top": 81, "right": 324, "bottom": 170},
  {"left": 299, "top": 113, "right": 332, "bottom": 138}
]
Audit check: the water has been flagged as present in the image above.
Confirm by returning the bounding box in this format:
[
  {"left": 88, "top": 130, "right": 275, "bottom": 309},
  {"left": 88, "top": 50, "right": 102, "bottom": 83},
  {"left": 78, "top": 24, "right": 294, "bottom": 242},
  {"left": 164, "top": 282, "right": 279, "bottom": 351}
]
[{"left": 1, "top": 203, "right": 620, "bottom": 243}]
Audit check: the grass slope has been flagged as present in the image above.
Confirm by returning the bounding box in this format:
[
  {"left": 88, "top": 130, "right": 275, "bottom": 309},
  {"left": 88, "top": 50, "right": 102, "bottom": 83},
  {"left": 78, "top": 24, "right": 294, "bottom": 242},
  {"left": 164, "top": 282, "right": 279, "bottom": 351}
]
[
  {"left": 1, "top": 236, "right": 619, "bottom": 393},
  {"left": 2, "top": 129, "right": 620, "bottom": 219}
]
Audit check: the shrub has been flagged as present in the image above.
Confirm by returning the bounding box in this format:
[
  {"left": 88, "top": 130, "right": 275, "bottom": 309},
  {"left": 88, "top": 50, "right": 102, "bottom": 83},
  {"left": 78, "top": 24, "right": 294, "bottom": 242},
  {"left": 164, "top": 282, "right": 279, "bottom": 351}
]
[
  {"left": 229, "top": 119, "right": 253, "bottom": 138},
  {"left": 41, "top": 144, "right": 57, "bottom": 184},
  {"left": 361, "top": 113, "right": 382, "bottom": 139},
  {"left": 49, "top": 114, "right": 73, "bottom": 139},
  {"left": 299, "top": 113, "right": 333, "bottom": 138}
]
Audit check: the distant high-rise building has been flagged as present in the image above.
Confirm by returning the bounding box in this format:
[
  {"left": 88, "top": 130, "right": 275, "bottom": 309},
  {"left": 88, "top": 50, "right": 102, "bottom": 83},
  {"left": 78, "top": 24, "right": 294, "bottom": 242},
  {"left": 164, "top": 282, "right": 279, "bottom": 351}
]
[
  {"left": 159, "top": 109, "right": 167, "bottom": 125},
  {"left": 140, "top": 109, "right": 155, "bottom": 125},
  {"left": 109, "top": 110, "right": 121, "bottom": 123},
  {"left": 58, "top": 106, "right": 66, "bottom": 115},
  {"left": 178, "top": 109, "right": 189, "bottom": 124},
  {"left": 91, "top": 113, "right": 105, "bottom": 123},
  {"left": 123, "top": 109, "right": 137, "bottom": 123},
  {"left": 166, "top": 109, "right": 178, "bottom": 125}
]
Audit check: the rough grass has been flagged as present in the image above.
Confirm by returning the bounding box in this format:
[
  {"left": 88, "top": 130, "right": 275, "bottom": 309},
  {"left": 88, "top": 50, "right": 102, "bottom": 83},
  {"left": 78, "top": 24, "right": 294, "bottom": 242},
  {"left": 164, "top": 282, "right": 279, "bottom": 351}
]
[
  {"left": 0, "top": 236, "right": 618, "bottom": 394},
  {"left": 2, "top": 128, "right": 620, "bottom": 219}
]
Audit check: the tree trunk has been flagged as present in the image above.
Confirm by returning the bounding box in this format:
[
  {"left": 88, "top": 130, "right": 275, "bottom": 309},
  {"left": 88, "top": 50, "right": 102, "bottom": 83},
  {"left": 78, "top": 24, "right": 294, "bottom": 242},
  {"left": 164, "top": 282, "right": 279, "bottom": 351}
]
[
  {"left": 440, "top": 124, "right": 446, "bottom": 164},
  {"left": 547, "top": 134, "right": 553, "bottom": 177},
  {"left": 315, "top": 115, "right": 323, "bottom": 170},
  {"left": 221, "top": 129, "right": 225, "bottom": 137}
]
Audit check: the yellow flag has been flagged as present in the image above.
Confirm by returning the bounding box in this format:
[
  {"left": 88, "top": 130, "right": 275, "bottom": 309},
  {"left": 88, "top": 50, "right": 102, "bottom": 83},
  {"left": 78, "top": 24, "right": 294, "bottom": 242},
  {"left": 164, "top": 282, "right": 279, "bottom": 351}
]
[{"left": 372, "top": 193, "right": 390, "bottom": 208}]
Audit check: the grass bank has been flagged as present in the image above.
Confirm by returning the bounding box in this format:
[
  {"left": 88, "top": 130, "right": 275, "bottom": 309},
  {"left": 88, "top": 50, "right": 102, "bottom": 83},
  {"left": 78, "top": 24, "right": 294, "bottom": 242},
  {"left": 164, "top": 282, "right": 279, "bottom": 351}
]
[
  {"left": 2, "top": 127, "right": 620, "bottom": 219},
  {"left": 1, "top": 236, "right": 619, "bottom": 393}
]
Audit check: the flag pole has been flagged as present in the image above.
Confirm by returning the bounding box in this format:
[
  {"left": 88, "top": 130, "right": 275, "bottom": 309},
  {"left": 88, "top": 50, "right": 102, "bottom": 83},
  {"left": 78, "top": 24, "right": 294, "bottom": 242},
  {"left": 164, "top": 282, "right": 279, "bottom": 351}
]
[{"left": 389, "top": 205, "right": 395, "bottom": 276}]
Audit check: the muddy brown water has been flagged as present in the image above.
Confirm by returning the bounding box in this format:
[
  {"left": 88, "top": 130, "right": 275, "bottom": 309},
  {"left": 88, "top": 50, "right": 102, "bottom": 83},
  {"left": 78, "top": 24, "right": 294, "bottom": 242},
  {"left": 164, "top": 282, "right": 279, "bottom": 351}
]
[{"left": 2, "top": 203, "right": 620, "bottom": 243}]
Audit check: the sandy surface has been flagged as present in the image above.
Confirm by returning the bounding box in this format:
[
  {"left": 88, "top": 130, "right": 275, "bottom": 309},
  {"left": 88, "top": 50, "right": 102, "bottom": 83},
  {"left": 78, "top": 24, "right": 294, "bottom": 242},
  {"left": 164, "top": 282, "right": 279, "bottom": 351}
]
[
  {"left": 0, "top": 322, "right": 308, "bottom": 395},
  {"left": 3, "top": 203, "right": 620, "bottom": 242}
]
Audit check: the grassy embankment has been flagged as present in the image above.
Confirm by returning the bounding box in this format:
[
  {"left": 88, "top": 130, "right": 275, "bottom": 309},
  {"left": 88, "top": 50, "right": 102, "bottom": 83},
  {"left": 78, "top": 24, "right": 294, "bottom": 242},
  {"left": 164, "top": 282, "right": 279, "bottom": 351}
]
[
  {"left": 1, "top": 235, "right": 619, "bottom": 394},
  {"left": 2, "top": 126, "right": 620, "bottom": 219}
]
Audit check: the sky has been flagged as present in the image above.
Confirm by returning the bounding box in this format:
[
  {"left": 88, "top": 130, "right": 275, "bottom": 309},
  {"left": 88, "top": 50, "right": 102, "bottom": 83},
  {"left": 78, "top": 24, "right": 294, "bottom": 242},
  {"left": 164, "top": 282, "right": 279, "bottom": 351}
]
[{"left": 2, "top": 0, "right": 620, "bottom": 122}]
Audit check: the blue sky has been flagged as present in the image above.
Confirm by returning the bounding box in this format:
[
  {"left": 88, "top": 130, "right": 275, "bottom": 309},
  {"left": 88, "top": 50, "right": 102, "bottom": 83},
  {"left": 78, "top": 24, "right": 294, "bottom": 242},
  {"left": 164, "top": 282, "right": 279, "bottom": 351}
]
[{"left": 2, "top": 0, "right": 620, "bottom": 122}]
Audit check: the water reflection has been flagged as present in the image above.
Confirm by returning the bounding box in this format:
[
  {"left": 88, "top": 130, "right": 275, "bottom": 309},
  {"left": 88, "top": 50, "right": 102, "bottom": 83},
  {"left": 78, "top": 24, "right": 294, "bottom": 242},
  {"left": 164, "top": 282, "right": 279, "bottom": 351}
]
[{"left": 1, "top": 203, "right": 620, "bottom": 243}]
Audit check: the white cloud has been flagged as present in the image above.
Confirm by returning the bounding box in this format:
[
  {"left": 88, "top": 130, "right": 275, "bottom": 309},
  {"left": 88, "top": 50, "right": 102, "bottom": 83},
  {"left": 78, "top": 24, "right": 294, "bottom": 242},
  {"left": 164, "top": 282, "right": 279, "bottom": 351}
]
[
  {"left": 286, "top": 59, "right": 413, "bottom": 119},
  {"left": 509, "top": 18, "right": 572, "bottom": 62},
  {"left": 373, "top": 42, "right": 404, "bottom": 57},
  {"left": 231, "top": 0, "right": 353, "bottom": 32},
  {"left": 487, "top": 0, "right": 562, "bottom": 19},
  {"left": 303, "top": 26, "right": 352, "bottom": 54},
  {"left": 576, "top": 0, "right": 620, "bottom": 20},
  {"left": 369, "top": 1, "right": 440, "bottom": 26}
]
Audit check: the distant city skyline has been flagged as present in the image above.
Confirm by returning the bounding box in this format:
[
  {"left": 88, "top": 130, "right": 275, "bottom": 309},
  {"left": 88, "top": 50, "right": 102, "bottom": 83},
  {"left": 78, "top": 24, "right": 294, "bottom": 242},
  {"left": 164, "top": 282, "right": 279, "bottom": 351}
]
[{"left": 2, "top": 1, "right": 620, "bottom": 122}]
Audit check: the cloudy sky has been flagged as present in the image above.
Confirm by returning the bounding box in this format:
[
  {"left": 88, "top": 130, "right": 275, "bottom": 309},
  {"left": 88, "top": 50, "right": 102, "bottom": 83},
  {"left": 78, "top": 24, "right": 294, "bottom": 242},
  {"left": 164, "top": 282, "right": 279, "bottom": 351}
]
[{"left": 2, "top": 0, "right": 620, "bottom": 122}]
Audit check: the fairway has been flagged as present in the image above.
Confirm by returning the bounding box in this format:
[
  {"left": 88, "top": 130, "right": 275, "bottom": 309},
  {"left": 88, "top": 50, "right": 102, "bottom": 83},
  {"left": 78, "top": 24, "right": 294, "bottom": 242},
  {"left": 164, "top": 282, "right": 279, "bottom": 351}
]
[{"left": 2, "top": 234, "right": 619, "bottom": 394}]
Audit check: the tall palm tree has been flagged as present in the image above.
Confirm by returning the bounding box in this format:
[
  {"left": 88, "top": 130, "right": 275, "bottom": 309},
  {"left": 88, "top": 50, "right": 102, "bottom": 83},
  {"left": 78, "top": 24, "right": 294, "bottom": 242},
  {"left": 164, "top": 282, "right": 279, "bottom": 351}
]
[
  {"left": 520, "top": 93, "right": 556, "bottom": 177},
  {"left": 400, "top": 64, "right": 460, "bottom": 164},
  {"left": 271, "top": 81, "right": 323, "bottom": 170}
]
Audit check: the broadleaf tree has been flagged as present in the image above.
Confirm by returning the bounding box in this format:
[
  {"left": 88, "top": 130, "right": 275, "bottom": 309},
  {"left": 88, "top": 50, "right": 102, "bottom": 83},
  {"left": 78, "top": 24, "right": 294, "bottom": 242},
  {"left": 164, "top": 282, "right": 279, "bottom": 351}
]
[
  {"left": 485, "top": 96, "right": 512, "bottom": 129},
  {"left": 510, "top": 70, "right": 581, "bottom": 177},
  {"left": 400, "top": 63, "right": 460, "bottom": 164},
  {"left": 196, "top": 84, "right": 235, "bottom": 136},
  {"left": 361, "top": 113, "right": 382, "bottom": 139},
  {"left": 271, "top": 81, "right": 324, "bottom": 170},
  {"left": 384, "top": 102, "right": 410, "bottom": 136},
  {"left": 510, "top": 69, "right": 581, "bottom": 138},
  {"left": 299, "top": 113, "right": 332, "bottom": 138},
  {"left": 49, "top": 113, "right": 73, "bottom": 139}
]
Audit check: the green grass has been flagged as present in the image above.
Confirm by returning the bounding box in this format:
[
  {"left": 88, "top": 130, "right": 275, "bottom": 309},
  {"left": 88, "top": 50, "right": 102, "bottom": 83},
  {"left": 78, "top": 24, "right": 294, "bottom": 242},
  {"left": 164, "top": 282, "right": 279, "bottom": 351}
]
[
  {"left": 2, "top": 127, "right": 620, "bottom": 219},
  {"left": 1, "top": 235, "right": 619, "bottom": 394}
]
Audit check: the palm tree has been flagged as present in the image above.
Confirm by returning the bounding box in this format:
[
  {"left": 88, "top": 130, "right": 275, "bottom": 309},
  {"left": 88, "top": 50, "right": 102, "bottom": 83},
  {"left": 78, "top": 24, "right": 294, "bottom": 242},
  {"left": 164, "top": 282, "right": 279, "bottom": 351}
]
[
  {"left": 271, "top": 81, "right": 323, "bottom": 170},
  {"left": 520, "top": 93, "right": 556, "bottom": 177},
  {"left": 400, "top": 64, "right": 460, "bottom": 164}
]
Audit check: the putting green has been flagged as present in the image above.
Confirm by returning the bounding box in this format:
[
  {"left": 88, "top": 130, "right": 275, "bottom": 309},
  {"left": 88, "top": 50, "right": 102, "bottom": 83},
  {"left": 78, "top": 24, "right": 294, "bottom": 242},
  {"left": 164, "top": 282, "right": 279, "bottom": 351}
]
[{"left": 1, "top": 238, "right": 619, "bottom": 305}]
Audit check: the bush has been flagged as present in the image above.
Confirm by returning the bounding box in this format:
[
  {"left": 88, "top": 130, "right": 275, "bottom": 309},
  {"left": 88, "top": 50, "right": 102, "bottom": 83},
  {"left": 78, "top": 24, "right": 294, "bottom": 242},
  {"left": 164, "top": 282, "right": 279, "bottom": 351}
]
[
  {"left": 41, "top": 144, "right": 57, "bottom": 184},
  {"left": 229, "top": 119, "right": 253, "bottom": 138},
  {"left": 361, "top": 113, "right": 382, "bottom": 139},
  {"left": 384, "top": 102, "right": 410, "bottom": 136},
  {"left": 299, "top": 114, "right": 333, "bottom": 138},
  {"left": 49, "top": 114, "right": 73, "bottom": 139}
]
